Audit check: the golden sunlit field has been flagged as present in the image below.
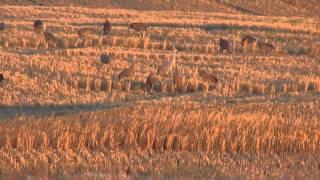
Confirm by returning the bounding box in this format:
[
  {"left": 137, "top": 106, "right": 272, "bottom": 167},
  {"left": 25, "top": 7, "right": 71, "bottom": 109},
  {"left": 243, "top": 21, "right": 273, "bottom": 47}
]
[{"left": 0, "top": 5, "right": 320, "bottom": 179}]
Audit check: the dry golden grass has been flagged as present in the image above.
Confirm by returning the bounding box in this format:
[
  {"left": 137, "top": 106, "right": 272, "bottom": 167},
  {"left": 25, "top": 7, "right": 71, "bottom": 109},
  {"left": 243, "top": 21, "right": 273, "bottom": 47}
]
[
  {"left": 0, "top": 96, "right": 320, "bottom": 178},
  {"left": 0, "top": 5, "right": 320, "bottom": 178}
]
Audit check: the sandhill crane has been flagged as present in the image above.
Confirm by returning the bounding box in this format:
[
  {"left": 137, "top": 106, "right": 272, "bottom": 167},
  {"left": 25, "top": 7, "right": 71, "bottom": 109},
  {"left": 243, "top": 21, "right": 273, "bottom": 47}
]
[
  {"left": 0, "top": 23, "right": 6, "bottom": 32},
  {"left": 103, "top": 19, "right": 112, "bottom": 35},
  {"left": 117, "top": 64, "right": 136, "bottom": 80},
  {"left": 0, "top": 23, "right": 14, "bottom": 32},
  {"left": 78, "top": 27, "right": 95, "bottom": 39},
  {"left": 129, "top": 23, "right": 148, "bottom": 32},
  {"left": 257, "top": 41, "right": 275, "bottom": 54},
  {"left": 34, "top": 20, "right": 45, "bottom": 34},
  {"left": 157, "top": 48, "right": 177, "bottom": 75},
  {"left": 198, "top": 69, "right": 218, "bottom": 92},
  {"left": 313, "top": 45, "right": 320, "bottom": 56},
  {"left": 242, "top": 35, "right": 257, "bottom": 52},
  {"left": 129, "top": 23, "right": 148, "bottom": 38},
  {"left": 219, "top": 38, "right": 230, "bottom": 53},
  {"left": 0, "top": 73, "right": 4, "bottom": 82},
  {"left": 173, "top": 63, "right": 185, "bottom": 92},
  {"left": 100, "top": 54, "right": 111, "bottom": 64},
  {"left": 146, "top": 71, "right": 160, "bottom": 93},
  {"left": 199, "top": 70, "right": 218, "bottom": 83},
  {"left": 43, "top": 30, "right": 58, "bottom": 47}
]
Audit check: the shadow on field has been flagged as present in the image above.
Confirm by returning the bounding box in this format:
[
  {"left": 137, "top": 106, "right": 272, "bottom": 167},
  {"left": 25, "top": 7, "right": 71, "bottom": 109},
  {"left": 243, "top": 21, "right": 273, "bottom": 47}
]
[
  {"left": 0, "top": 93, "right": 178, "bottom": 120},
  {"left": 0, "top": 102, "right": 117, "bottom": 120},
  {"left": 70, "top": 21, "right": 315, "bottom": 35},
  {"left": 200, "top": 24, "right": 315, "bottom": 35},
  {"left": 215, "top": 0, "right": 262, "bottom": 16},
  {"left": 1, "top": 92, "right": 319, "bottom": 120}
]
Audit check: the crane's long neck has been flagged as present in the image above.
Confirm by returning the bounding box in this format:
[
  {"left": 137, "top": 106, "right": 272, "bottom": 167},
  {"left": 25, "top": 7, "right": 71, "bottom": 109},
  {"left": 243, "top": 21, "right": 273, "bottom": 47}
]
[
  {"left": 172, "top": 50, "right": 176, "bottom": 63},
  {"left": 174, "top": 63, "right": 179, "bottom": 75}
]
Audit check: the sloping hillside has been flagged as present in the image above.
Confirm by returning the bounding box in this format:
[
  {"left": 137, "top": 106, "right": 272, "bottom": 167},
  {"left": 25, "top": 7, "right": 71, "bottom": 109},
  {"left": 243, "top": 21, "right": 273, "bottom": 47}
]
[{"left": 0, "top": 0, "right": 319, "bottom": 17}]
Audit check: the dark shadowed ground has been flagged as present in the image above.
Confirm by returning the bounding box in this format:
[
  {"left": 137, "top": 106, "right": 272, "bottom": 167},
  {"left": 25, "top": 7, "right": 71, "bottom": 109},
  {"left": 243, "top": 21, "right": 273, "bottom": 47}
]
[{"left": 0, "top": 0, "right": 319, "bottom": 17}]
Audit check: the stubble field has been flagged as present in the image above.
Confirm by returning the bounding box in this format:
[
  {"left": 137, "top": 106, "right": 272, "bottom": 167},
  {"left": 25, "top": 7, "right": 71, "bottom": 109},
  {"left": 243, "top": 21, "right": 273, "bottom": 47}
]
[{"left": 0, "top": 5, "right": 320, "bottom": 179}]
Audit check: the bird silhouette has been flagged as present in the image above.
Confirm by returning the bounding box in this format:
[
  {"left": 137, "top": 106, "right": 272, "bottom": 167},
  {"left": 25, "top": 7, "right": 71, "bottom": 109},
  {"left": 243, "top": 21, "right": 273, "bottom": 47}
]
[
  {"left": 103, "top": 19, "right": 112, "bottom": 35},
  {"left": 146, "top": 71, "right": 159, "bottom": 92},
  {"left": 242, "top": 35, "right": 256, "bottom": 46},
  {"left": 257, "top": 41, "right": 275, "bottom": 53},
  {"left": 0, "top": 23, "right": 6, "bottom": 32},
  {"left": 0, "top": 73, "right": 4, "bottom": 82},
  {"left": 242, "top": 35, "right": 257, "bottom": 52},
  {"left": 128, "top": 23, "right": 148, "bottom": 32},
  {"left": 173, "top": 63, "right": 185, "bottom": 91},
  {"left": 100, "top": 54, "right": 111, "bottom": 64},
  {"left": 198, "top": 69, "right": 218, "bottom": 83},
  {"left": 43, "top": 30, "right": 58, "bottom": 46},
  {"left": 219, "top": 38, "right": 230, "bottom": 53},
  {"left": 34, "top": 20, "right": 45, "bottom": 34}
]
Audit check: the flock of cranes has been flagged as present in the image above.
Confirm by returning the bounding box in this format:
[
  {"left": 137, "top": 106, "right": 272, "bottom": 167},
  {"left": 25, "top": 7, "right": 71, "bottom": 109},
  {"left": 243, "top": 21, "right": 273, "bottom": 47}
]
[
  {"left": 219, "top": 34, "right": 275, "bottom": 54},
  {"left": 0, "top": 18, "right": 277, "bottom": 94}
]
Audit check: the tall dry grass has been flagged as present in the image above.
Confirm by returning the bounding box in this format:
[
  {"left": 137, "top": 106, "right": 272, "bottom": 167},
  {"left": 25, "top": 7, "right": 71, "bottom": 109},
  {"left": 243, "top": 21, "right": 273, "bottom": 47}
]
[
  {"left": 0, "top": 98, "right": 320, "bottom": 177},
  {"left": 2, "top": 99, "right": 319, "bottom": 154}
]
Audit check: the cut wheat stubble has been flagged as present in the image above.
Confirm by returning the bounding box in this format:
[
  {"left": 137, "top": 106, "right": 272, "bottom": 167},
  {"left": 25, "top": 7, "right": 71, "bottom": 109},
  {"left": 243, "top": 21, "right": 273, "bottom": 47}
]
[{"left": 117, "top": 64, "right": 137, "bottom": 80}]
